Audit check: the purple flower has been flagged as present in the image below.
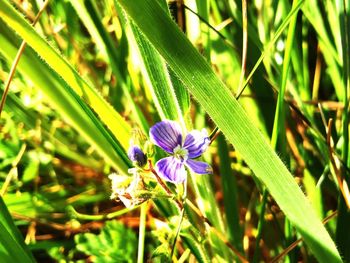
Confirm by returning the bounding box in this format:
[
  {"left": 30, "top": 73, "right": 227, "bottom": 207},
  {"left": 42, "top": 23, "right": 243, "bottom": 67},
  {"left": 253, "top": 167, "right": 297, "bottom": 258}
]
[
  {"left": 149, "top": 120, "right": 212, "bottom": 183},
  {"left": 128, "top": 145, "right": 147, "bottom": 167}
]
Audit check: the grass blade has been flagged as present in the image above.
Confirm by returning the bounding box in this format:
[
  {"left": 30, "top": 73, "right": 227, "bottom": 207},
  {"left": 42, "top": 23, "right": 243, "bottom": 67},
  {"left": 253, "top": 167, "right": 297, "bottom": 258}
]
[
  {"left": 217, "top": 134, "right": 242, "bottom": 253},
  {"left": 116, "top": 1, "right": 342, "bottom": 261},
  {"left": 335, "top": 0, "right": 350, "bottom": 260},
  {"left": 0, "top": 197, "right": 35, "bottom": 263},
  {"left": 0, "top": 21, "right": 130, "bottom": 172},
  {"left": 0, "top": 0, "right": 131, "bottom": 150},
  {"left": 118, "top": 3, "right": 186, "bottom": 124}
]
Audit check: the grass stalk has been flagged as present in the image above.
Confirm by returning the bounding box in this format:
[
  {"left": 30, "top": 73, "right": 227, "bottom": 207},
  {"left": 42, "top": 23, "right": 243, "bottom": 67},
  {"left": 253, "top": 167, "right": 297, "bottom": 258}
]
[
  {"left": 137, "top": 203, "right": 147, "bottom": 263},
  {"left": 0, "top": 0, "right": 50, "bottom": 116}
]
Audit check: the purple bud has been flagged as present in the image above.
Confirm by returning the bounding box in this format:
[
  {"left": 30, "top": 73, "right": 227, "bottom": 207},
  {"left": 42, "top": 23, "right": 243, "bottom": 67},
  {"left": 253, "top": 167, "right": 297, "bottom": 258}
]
[{"left": 128, "top": 145, "right": 147, "bottom": 167}]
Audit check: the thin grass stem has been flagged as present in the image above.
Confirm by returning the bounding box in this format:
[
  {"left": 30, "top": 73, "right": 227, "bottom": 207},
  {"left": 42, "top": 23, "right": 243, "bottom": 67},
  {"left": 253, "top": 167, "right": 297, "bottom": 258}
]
[
  {"left": 252, "top": 189, "right": 268, "bottom": 263},
  {"left": 236, "top": 0, "right": 248, "bottom": 97},
  {"left": 67, "top": 205, "right": 138, "bottom": 221},
  {"left": 137, "top": 203, "right": 147, "bottom": 263},
  {"left": 0, "top": 0, "right": 50, "bottom": 117},
  {"left": 0, "top": 143, "right": 26, "bottom": 196},
  {"left": 270, "top": 211, "right": 338, "bottom": 263}
]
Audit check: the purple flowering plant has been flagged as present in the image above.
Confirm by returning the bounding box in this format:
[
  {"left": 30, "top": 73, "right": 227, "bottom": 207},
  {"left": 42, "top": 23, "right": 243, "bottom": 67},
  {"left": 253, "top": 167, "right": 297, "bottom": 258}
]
[
  {"left": 110, "top": 120, "right": 212, "bottom": 208},
  {"left": 149, "top": 120, "right": 213, "bottom": 184}
]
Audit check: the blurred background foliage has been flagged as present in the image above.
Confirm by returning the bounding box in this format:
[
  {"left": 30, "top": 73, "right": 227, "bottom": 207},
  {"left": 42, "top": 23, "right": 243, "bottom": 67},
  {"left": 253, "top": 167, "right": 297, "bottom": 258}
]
[{"left": 0, "top": 0, "right": 349, "bottom": 262}]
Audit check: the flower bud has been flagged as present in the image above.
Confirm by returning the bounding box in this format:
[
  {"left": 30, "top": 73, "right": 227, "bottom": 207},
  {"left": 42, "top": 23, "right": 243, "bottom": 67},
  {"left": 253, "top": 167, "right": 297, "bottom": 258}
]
[
  {"left": 143, "top": 140, "right": 155, "bottom": 158},
  {"left": 128, "top": 145, "right": 147, "bottom": 167}
]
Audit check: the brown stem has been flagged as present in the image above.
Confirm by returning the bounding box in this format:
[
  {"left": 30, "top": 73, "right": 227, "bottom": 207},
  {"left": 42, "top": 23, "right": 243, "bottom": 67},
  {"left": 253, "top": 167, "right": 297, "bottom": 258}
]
[
  {"left": 148, "top": 160, "right": 183, "bottom": 210},
  {"left": 270, "top": 211, "right": 338, "bottom": 263},
  {"left": 326, "top": 119, "right": 350, "bottom": 209},
  {"left": 0, "top": 0, "right": 51, "bottom": 117}
]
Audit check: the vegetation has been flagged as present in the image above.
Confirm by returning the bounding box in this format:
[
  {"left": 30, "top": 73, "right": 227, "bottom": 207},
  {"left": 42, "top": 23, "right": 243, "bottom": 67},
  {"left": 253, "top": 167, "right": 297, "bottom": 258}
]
[{"left": 0, "top": 0, "right": 349, "bottom": 262}]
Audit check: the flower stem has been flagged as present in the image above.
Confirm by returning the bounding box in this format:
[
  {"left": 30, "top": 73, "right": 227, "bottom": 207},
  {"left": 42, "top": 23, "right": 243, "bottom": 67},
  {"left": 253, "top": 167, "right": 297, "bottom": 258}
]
[
  {"left": 209, "top": 126, "right": 220, "bottom": 143},
  {"left": 137, "top": 203, "right": 147, "bottom": 263},
  {"left": 170, "top": 206, "right": 185, "bottom": 259},
  {"left": 148, "top": 160, "right": 183, "bottom": 210},
  {"left": 170, "top": 179, "right": 187, "bottom": 259},
  {"left": 185, "top": 199, "right": 248, "bottom": 263}
]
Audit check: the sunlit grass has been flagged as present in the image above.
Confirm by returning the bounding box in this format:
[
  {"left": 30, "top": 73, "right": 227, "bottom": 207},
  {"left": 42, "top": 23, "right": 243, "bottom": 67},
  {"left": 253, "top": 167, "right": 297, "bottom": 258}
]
[{"left": 0, "top": 0, "right": 349, "bottom": 262}]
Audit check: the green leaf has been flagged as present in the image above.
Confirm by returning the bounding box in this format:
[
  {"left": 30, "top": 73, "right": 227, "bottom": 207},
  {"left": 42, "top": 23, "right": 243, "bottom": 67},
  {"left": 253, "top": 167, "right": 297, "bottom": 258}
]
[
  {"left": 217, "top": 134, "right": 242, "bottom": 253},
  {"left": 302, "top": 1, "right": 344, "bottom": 100},
  {"left": 0, "top": 17, "right": 130, "bottom": 172},
  {"left": 2, "top": 92, "right": 102, "bottom": 169},
  {"left": 75, "top": 221, "right": 137, "bottom": 263},
  {"left": 119, "top": 4, "right": 227, "bottom": 254},
  {"left": 0, "top": 197, "right": 35, "bottom": 263},
  {"left": 73, "top": 0, "right": 149, "bottom": 133},
  {"left": 120, "top": 4, "right": 187, "bottom": 123},
  {"left": 116, "top": 1, "right": 342, "bottom": 262},
  {"left": 0, "top": 0, "right": 131, "bottom": 152},
  {"left": 181, "top": 233, "right": 210, "bottom": 263}
]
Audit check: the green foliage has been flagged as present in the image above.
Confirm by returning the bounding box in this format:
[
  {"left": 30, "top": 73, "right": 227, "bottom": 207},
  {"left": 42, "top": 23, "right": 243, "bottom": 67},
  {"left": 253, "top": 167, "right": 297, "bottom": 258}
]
[
  {"left": 0, "top": 0, "right": 349, "bottom": 262},
  {"left": 75, "top": 221, "right": 137, "bottom": 262},
  {"left": 116, "top": 0, "right": 341, "bottom": 262},
  {"left": 0, "top": 197, "right": 35, "bottom": 263},
  {"left": 0, "top": 0, "right": 131, "bottom": 172}
]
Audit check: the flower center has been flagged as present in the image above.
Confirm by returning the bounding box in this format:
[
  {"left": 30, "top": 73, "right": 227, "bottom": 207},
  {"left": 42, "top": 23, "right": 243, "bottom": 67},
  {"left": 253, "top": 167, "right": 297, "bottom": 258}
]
[{"left": 173, "top": 145, "right": 188, "bottom": 161}]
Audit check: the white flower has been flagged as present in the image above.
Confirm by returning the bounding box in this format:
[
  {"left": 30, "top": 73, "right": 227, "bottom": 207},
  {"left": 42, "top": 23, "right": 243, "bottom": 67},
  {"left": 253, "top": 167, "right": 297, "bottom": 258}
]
[{"left": 109, "top": 172, "right": 147, "bottom": 208}]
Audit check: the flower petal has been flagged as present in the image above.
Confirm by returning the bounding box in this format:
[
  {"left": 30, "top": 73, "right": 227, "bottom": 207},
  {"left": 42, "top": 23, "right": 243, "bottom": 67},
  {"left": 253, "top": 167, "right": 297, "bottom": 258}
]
[
  {"left": 185, "top": 159, "right": 213, "bottom": 174},
  {"left": 149, "top": 120, "right": 183, "bottom": 153},
  {"left": 183, "top": 129, "right": 210, "bottom": 158},
  {"left": 155, "top": 157, "right": 187, "bottom": 183}
]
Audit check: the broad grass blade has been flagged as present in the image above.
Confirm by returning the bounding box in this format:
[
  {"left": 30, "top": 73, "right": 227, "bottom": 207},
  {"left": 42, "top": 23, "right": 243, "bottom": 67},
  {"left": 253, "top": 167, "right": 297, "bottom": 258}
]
[
  {"left": 0, "top": 197, "right": 35, "bottom": 263},
  {"left": 0, "top": 0, "right": 132, "bottom": 151},
  {"left": 116, "top": 1, "right": 342, "bottom": 261}
]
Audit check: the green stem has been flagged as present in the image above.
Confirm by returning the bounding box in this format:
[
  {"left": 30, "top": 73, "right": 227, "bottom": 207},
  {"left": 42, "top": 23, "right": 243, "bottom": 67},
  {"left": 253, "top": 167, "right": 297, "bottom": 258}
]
[
  {"left": 67, "top": 205, "right": 137, "bottom": 221},
  {"left": 170, "top": 207, "right": 185, "bottom": 260},
  {"left": 252, "top": 189, "right": 268, "bottom": 263},
  {"left": 341, "top": 0, "right": 350, "bottom": 165},
  {"left": 170, "top": 179, "right": 187, "bottom": 259},
  {"left": 137, "top": 203, "right": 147, "bottom": 263},
  {"left": 336, "top": 1, "right": 350, "bottom": 261}
]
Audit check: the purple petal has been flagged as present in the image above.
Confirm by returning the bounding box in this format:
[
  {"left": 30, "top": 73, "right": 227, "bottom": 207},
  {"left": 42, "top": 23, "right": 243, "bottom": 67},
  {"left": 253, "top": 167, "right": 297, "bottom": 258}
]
[
  {"left": 128, "top": 145, "right": 147, "bottom": 167},
  {"left": 149, "top": 120, "right": 183, "bottom": 154},
  {"left": 183, "top": 129, "right": 210, "bottom": 158},
  {"left": 185, "top": 159, "right": 213, "bottom": 174},
  {"left": 155, "top": 157, "right": 187, "bottom": 183}
]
